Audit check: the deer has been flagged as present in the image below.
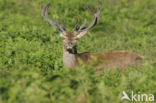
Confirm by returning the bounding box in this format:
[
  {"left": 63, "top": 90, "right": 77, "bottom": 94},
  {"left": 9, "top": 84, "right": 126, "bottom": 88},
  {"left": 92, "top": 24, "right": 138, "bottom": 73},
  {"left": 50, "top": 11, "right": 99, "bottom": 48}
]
[{"left": 41, "top": 2, "right": 144, "bottom": 69}]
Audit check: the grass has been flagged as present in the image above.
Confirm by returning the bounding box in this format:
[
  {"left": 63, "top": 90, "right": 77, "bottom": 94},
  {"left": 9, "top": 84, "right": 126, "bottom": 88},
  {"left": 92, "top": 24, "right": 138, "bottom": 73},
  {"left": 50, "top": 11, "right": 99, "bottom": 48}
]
[{"left": 0, "top": 0, "right": 156, "bottom": 103}]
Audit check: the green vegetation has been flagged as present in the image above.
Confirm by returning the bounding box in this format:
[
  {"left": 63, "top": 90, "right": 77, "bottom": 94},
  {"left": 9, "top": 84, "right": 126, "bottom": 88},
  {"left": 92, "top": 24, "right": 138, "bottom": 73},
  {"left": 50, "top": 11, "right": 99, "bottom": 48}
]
[{"left": 0, "top": 0, "right": 156, "bottom": 103}]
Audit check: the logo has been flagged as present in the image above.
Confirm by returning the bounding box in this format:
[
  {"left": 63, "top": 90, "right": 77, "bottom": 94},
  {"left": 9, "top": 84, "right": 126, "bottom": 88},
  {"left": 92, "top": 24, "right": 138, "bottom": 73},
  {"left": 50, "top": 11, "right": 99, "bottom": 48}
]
[{"left": 121, "top": 91, "right": 154, "bottom": 102}]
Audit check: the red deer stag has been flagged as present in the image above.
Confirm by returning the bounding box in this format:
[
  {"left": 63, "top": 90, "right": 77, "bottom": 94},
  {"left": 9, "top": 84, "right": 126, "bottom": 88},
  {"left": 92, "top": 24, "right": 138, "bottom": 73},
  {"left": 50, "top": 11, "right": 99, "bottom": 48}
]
[{"left": 41, "top": 2, "right": 144, "bottom": 69}]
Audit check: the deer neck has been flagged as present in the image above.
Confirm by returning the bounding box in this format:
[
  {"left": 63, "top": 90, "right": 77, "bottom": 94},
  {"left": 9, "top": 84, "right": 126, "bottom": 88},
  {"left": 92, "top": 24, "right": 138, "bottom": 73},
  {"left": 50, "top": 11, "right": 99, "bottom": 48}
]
[{"left": 63, "top": 46, "right": 78, "bottom": 68}]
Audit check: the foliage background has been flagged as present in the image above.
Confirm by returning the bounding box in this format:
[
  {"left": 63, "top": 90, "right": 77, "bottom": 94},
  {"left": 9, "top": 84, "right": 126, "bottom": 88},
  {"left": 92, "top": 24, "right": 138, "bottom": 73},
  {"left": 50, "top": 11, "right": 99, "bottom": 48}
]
[{"left": 0, "top": 0, "right": 156, "bottom": 103}]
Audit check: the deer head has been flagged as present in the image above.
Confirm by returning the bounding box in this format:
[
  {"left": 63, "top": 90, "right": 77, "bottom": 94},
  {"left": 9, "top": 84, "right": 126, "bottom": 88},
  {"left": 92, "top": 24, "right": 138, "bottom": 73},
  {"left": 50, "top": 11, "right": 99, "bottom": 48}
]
[{"left": 41, "top": 2, "right": 100, "bottom": 53}]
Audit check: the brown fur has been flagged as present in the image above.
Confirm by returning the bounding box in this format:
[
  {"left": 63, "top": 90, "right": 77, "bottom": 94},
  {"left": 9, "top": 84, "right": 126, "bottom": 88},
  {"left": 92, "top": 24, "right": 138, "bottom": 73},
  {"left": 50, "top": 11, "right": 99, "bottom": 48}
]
[
  {"left": 62, "top": 32, "right": 144, "bottom": 69},
  {"left": 76, "top": 51, "right": 144, "bottom": 69}
]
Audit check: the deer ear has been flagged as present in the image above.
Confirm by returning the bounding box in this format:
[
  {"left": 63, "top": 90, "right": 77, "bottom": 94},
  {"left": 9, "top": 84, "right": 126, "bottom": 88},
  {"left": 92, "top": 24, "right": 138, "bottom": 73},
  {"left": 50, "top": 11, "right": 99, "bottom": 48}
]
[{"left": 76, "top": 30, "right": 88, "bottom": 39}]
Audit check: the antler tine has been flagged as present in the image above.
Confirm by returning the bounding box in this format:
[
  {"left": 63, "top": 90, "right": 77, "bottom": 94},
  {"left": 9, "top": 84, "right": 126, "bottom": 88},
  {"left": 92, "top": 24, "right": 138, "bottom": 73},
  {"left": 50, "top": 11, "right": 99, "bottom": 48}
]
[
  {"left": 76, "top": 3, "right": 100, "bottom": 32},
  {"left": 41, "top": 2, "right": 64, "bottom": 33},
  {"left": 96, "top": 3, "right": 101, "bottom": 17},
  {"left": 62, "top": 18, "right": 66, "bottom": 31},
  {"left": 53, "top": 16, "right": 62, "bottom": 31},
  {"left": 74, "top": 18, "right": 79, "bottom": 31},
  {"left": 79, "top": 19, "right": 87, "bottom": 31},
  {"left": 87, "top": 5, "right": 95, "bottom": 15}
]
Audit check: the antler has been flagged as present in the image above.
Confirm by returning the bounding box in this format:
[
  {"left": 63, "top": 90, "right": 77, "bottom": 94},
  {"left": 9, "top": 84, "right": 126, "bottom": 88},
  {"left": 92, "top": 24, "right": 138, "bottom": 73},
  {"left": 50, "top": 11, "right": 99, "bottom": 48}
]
[
  {"left": 41, "top": 2, "right": 66, "bottom": 34},
  {"left": 74, "top": 3, "right": 100, "bottom": 32}
]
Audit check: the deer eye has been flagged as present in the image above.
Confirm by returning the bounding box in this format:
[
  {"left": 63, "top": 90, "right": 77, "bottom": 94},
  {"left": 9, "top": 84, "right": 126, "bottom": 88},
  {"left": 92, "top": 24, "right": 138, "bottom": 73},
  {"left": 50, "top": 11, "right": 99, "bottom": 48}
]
[{"left": 68, "top": 42, "right": 72, "bottom": 46}]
